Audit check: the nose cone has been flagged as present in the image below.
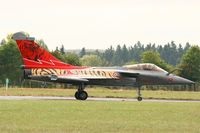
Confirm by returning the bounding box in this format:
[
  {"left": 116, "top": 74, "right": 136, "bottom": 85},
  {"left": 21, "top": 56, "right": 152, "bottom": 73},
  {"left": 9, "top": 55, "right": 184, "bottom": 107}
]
[{"left": 172, "top": 75, "right": 195, "bottom": 85}]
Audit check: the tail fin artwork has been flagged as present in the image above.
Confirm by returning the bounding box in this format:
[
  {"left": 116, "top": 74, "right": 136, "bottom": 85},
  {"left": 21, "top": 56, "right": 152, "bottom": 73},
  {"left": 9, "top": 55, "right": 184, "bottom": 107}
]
[{"left": 12, "top": 32, "right": 79, "bottom": 69}]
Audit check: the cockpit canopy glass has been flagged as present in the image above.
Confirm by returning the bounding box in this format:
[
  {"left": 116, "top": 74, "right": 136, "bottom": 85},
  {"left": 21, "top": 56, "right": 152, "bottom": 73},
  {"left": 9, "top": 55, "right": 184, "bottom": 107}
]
[{"left": 123, "top": 63, "right": 167, "bottom": 73}]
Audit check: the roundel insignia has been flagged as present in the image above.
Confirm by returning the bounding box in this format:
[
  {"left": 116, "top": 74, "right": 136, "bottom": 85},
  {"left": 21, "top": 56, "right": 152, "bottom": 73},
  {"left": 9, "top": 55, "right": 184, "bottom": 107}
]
[{"left": 168, "top": 77, "right": 174, "bottom": 82}]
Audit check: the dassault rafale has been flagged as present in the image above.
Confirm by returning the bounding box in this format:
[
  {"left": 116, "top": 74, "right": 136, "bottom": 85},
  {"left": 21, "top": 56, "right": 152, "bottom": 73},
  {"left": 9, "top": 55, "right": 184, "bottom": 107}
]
[{"left": 12, "top": 32, "right": 194, "bottom": 101}]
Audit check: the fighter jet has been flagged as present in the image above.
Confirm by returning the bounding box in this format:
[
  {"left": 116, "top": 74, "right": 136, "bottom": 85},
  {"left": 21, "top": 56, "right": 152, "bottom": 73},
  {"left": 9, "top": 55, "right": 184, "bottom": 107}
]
[{"left": 12, "top": 32, "right": 194, "bottom": 101}]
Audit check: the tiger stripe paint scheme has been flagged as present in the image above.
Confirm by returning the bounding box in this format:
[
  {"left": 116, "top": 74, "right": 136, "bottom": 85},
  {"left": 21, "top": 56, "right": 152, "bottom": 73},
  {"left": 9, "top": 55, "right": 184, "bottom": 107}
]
[{"left": 31, "top": 68, "right": 120, "bottom": 79}]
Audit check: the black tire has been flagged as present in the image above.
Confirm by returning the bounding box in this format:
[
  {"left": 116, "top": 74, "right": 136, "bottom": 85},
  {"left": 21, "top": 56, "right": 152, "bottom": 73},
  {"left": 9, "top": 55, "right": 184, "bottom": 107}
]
[
  {"left": 75, "top": 91, "right": 80, "bottom": 100},
  {"left": 137, "top": 97, "right": 142, "bottom": 101},
  {"left": 78, "top": 91, "right": 88, "bottom": 100}
]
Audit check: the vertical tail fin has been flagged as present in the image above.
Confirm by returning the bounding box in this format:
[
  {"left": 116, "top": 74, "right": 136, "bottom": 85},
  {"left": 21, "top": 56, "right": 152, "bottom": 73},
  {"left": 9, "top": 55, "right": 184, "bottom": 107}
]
[{"left": 12, "top": 32, "right": 78, "bottom": 69}]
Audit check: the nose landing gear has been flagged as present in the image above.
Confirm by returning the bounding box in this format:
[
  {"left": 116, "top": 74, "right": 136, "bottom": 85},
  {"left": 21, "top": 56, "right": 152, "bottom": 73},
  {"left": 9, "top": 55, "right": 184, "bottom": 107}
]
[{"left": 137, "top": 86, "right": 142, "bottom": 101}]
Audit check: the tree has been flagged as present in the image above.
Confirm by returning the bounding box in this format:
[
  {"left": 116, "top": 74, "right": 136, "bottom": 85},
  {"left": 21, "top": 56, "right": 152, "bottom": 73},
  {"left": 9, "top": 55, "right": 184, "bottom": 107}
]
[
  {"left": 122, "top": 44, "right": 129, "bottom": 63},
  {"left": 168, "top": 41, "right": 178, "bottom": 66},
  {"left": 0, "top": 39, "right": 6, "bottom": 46},
  {"left": 79, "top": 47, "right": 86, "bottom": 57},
  {"left": 80, "top": 55, "right": 105, "bottom": 67},
  {"left": 64, "top": 53, "right": 81, "bottom": 66},
  {"left": 36, "top": 39, "right": 49, "bottom": 51},
  {"left": 60, "top": 45, "right": 65, "bottom": 54},
  {"left": 176, "top": 44, "right": 184, "bottom": 64},
  {"left": 113, "top": 45, "right": 122, "bottom": 65},
  {"left": 145, "top": 43, "right": 156, "bottom": 51},
  {"left": 125, "top": 60, "right": 137, "bottom": 65},
  {"left": 103, "top": 46, "right": 114, "bottom": 66},
  {"left": 141, "top": 51, "right": 171, "bottom": 71},
  {"left": 178, "top": 46, "right": 200, "bottom": 82},
  {"left": 0, "top": 39, "right": 23, "bottom": 85},
  {"left": 56, "top": 46, "right": 59, "bottom": 51},
  {"left": 184, "top": 42, "right": 191, "bottom": 52},
  {"left": 51, "top": 50, "right": 65, "bottom": 62},
  {"left": 129, "top": 41, "right": 144, "bottom": 62}
]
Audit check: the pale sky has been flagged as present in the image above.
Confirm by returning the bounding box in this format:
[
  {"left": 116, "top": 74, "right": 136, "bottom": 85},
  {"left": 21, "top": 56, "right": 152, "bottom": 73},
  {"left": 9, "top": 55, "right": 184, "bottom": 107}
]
[{"left": 0, "top": 0, "right": 200, "bottom": 50}]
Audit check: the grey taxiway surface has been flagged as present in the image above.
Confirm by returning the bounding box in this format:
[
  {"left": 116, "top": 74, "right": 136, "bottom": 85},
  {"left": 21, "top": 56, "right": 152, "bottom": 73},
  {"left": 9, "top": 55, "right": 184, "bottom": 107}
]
[{"left": 0, "top": 96, "right": 199, "bottom": 102}]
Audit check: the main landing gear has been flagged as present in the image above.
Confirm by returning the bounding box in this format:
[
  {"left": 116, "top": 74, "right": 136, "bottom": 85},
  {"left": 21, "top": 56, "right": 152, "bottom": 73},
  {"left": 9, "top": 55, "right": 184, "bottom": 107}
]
[
  {"left": 74, "top": 84, "right": 142, "bottom": 101},
  {"left": 137, "top": 86, "right": 142, "bottom": 101},
  {"left": 75, "top": 84, "right": 88, "bottom": 100}
]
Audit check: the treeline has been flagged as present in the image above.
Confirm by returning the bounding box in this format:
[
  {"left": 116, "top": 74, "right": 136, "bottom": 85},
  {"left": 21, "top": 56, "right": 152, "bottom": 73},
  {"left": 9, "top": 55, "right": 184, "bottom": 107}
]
[
  {"left": 0, "top": 34, "right": 200, "bottom": 90},
  {"left": 55, "top": 41, "right": 191, "bottom": 67},
  {"left": 100, "top": 41, "right": 190, "bottom": 66}
]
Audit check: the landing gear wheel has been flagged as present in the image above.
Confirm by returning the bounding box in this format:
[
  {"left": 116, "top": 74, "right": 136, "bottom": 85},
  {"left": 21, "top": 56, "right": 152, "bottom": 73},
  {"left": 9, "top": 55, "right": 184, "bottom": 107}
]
[
  {"left": 75, "top": 91, "right": 80, "bottom": 100},
  {"left": 137, "top": 96, "right": 142, "bottom": 101},
  {"left": 78, "top": 91, "right": 88, "bottom": 100},
  {"left": 74, "top": 91, "right": 88, "bottom": 100}
]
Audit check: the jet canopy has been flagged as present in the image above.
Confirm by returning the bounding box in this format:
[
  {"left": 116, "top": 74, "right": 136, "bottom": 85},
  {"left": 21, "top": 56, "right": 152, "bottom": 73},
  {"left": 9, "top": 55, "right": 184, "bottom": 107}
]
[{"left": 123, "top": 63, "right": 167, "bottom": 73}]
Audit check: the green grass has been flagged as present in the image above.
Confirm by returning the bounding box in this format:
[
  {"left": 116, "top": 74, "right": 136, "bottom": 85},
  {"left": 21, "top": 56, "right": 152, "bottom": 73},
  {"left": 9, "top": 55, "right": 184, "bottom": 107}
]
[
  {"left": 0, "top": 87, "right": 200, "bottom": 100},
  {"left": 0, "top": 100, "right": 200, "bottom": 133}
]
